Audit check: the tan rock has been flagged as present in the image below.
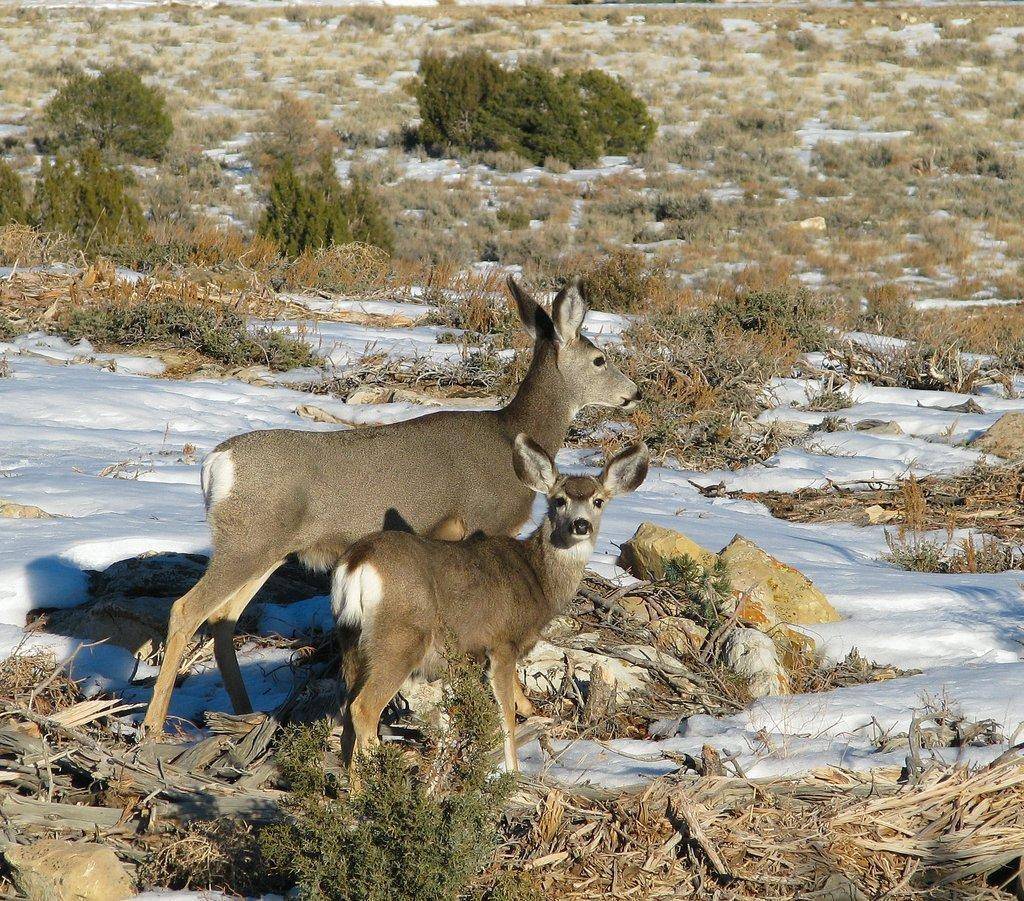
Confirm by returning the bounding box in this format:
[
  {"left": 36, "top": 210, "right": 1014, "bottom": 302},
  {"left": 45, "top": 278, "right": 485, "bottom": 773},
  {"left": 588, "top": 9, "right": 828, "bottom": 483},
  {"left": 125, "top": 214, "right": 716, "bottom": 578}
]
[
  {"left": 617, "top": 522, "right": 717, "bottom": 581},
  {"left": 618, "top": 595, "right": 651, "bottom": 623},
  {"left": 295, "top": 403, "right": 349, "bottom": 424},
  {"left": 859, "top": 421, "right": 904, "bottom": 437},
  {"left": 0, "top": 500, "right": 53, "bottom": 519},
  {"left": 49, "top": 596, "right": 175, "bottom": 660},
  {"left": 724, "top": 628, "right": 788, "bottom": 698},
  {"left": 346, "top": 387, "right": 393, "bottom": 405},
  {"left": 4, "top": 840, "right": 133, "bottom": 901},
  {"left": 865, "top": 504, "right": 899, "bottom": 525},
  {"left": 972, "top": 412, "right": 1024, "bottom": 460},
  {"left": 721, "top": 535, "right": 840, "bottom": 625},
  {"left": 651, "top": 616, "right": 708, "bottom": 655},
  {"left": 798, "top": 216, "right": 827, "bottom": 232},
  {"left": 735, "top": 594, "right": 818, "bottom": 681}
]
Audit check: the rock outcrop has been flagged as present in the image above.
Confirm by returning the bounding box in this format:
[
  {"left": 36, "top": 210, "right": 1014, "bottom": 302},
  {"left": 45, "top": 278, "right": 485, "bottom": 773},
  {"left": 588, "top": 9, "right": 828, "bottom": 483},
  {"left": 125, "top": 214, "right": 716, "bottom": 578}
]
[
  {"left": 971, "top": 411, "right": 1024, "bottom": 460},
  {"left": 4, "top": 840, "right": 133, "bottom": 901}
]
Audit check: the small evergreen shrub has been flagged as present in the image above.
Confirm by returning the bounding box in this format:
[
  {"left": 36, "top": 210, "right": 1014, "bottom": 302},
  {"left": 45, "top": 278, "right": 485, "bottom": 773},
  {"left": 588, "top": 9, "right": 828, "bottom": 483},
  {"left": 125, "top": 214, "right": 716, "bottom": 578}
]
[
  {"left": 0, "top": 160, "right": 27, "bottom": 225},
  {"left": 258, "top": 159, "right": 393, "bottom": 257},
  {"left": 32, "top": 146, "right": 147, "bottom": 247},
  {"left": 43, "top": 66, "right": 173, "bottom": 160},
  {"left": 59, "top": 297, "right": 318, "bottom": 371},
  {"left": 663, "top": 555, "right": 732, "bottom": 631},
  {"left": 572, "top": 70, "right": 655, "bottom": 156},
  {"left": 485, "top": 64, "right": 599, "bottom": 168},
  {"left": 260, "top": 659, "right": 511, "bottom": 901},
  {"left": 415, "top": 51, "right": 654, "bottom": 168},
  {"left": 416, "top": 50, "right": 509, "bottom": 152},
  {"left": 345, "top": 176, "right": 394, "bottom": 254},
  {"left": 496, "top": 204, "right": 530, "bottom": 230}
]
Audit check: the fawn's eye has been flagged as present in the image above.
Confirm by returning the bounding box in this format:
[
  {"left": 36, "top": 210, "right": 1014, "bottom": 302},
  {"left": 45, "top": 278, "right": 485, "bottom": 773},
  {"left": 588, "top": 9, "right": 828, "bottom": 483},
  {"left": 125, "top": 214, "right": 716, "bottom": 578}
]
[
  {"left": 553, "top": 497, "right": 567, "bottom": 509},
  {"left": 594, "top": 356, "right": 606, "bottom": 367},
  {"left": 593, "top": 498, "right": 604, "bottom": 509}
]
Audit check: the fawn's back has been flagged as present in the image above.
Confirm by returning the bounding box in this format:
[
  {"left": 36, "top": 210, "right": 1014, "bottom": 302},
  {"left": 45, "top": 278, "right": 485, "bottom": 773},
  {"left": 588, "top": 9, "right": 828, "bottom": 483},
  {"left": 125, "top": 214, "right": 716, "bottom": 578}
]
[{"left": 334, "top": 530, "right": 553, "bottom": 660}]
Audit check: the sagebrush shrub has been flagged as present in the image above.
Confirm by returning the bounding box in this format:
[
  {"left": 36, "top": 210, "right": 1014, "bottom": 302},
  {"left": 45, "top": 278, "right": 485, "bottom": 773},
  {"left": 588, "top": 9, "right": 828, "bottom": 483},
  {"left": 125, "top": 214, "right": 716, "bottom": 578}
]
[
  {"left": 59, "top": 296, "right": 318, "bottom": 371},
  {"left": 252, "top": 93, "right": 338, "bottom": 177},
  {"left": 578, "top": 249, "right": 663, "bottom": 312},
  {"left": 703, "top": 287, "right": 828, "bottom": 351},
  {"left": 32, "top": 146, "right": 147, "bottom": 247},
  {"left": 0, "top": 160, "right": 27, "bottom": 226},
  {"left": 43, "top": 66, "right": 173, "bottom": 160}
]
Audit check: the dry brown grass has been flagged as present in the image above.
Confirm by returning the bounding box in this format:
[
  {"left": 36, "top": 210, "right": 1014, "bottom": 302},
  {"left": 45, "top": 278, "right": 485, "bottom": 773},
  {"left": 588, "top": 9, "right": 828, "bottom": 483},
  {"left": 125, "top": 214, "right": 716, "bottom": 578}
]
[
  {"left": 748, "top": 459, "right": 1024, "bottom": 546},
  {"left": 497, "top": 754, "right": 1024, "bottom": 899}
]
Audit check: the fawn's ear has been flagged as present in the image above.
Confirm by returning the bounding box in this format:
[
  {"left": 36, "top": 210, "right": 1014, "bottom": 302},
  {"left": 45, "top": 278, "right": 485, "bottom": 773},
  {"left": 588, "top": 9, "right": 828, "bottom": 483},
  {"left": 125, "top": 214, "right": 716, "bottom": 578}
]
[
  {"left": 551, "top": 281, "right": 587, "bottom": 345},
  {"left": 507, "top": 276, "right": 555, "bottom": 342},
  {"left": 601, "top": 443, "right": 649, "bottom": 496},
  {"left": 512, "top": 433, "right": 558, "bottom": 494}
]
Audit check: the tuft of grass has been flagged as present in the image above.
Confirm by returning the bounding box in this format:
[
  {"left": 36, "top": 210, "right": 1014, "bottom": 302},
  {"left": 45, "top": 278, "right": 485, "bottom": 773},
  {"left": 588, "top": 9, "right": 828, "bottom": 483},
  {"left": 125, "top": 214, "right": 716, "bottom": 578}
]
[
  {"left": 139, "top": 820, "right": 273, "bottom": 896},
  {"left": 803, "top": 381, "right": 854, "bottom": 412},
  {"left": 59, "top": 297, "right": 319, "bottom": 371},
  {"left": 882, "top": 531, "right": 1021, "bottom": 574}
]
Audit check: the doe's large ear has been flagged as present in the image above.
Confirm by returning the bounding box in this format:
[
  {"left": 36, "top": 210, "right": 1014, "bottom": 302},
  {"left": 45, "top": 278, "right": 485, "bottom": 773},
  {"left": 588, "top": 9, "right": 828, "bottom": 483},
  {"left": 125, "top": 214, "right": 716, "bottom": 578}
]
[
  {"left": 551, "top": 281, "right": 588, "bottom": 345},
  {"left": 601, "top": 443, "right": 649, "bottom": 497},
  {"left": 507, "top": 276, "right": 554, "bottom": 342},
  {"left": 512, "top": 433, "right": 558, "bottom": 494}
]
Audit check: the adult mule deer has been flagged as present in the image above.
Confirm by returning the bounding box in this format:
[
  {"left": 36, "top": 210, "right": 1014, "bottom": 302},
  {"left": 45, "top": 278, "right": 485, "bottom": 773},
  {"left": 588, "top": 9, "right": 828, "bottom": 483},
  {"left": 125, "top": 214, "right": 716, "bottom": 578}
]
[
  {"left": 141, "top": 277, "right": 640, "bottom": 734},
  {"left": 337, "top": 434, "right": 649, "bottom": 773}
]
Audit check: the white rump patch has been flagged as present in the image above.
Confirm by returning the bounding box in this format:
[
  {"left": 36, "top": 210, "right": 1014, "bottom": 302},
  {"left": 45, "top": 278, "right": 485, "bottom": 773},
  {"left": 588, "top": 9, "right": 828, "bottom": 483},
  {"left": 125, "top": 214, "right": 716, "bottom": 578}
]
[
  {"left": 332, "top": 562, "right": 383, "bottom": 632},
  {"left": 200, "top": 449, "right": 235, "bottom": 511}
]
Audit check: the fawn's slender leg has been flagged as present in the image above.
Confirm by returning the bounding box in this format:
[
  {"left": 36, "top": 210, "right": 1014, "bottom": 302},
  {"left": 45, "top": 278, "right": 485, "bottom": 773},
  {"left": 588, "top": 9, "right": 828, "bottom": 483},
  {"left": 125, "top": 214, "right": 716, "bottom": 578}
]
[
  {"left": 141, "top": 555, "right": 276, "bottom": 736},
  {"left": 347, "top": 628, "right": 428, "bottom": 765},
  {"left": 207, "top": 564, "right": 281, "bottom": 715},
  {"left": 488, "top": 648, "right": 521, "bottom": 774},
  {"left": 513, "top": 676, "right": 536, "bottom": 718}
]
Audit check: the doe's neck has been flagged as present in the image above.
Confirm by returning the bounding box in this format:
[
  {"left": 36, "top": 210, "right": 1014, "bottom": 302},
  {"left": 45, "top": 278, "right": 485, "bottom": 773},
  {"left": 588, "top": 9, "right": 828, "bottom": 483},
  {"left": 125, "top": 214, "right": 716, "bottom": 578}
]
[{"left": 500, "top": 343, "right": 578, "bottom": 457}]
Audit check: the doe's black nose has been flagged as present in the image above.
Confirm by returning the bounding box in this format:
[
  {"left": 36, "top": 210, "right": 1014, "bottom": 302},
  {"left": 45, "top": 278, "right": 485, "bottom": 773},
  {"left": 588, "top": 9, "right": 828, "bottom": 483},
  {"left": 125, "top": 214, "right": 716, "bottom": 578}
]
[{"left": 572, "top": 518, "right": 592, "bottom": 536}]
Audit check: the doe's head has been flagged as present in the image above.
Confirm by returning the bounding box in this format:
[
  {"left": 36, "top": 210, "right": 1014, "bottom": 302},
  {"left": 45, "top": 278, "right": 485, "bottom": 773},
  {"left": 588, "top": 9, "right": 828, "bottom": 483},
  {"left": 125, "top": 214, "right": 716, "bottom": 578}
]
[
  {"left": 507, "top": 277, "right": 640, "bottom": 413},
  {"left": 512, "top": 434, "right": 649, "bottom": 550}
]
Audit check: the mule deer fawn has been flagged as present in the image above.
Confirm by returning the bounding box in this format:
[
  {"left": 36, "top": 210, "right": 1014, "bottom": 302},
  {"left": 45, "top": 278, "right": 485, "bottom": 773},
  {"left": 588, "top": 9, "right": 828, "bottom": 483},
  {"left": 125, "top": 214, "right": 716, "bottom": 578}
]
[
  {"left": 336, "top": 434, "right": 649, "bottom": 773},
  {"left": 141, "top": 278, "right": 640, "bottom": 734}
]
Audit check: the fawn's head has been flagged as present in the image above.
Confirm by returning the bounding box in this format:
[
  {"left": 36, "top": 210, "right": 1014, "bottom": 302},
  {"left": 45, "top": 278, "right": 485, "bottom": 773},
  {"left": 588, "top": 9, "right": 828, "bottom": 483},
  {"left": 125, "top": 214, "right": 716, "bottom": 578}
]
[
  {"left": 507, "top": 277, "right": 640, "bottom": 413},
  {"left": 513, "top": 434, "right": 649, "bottom": 550}
]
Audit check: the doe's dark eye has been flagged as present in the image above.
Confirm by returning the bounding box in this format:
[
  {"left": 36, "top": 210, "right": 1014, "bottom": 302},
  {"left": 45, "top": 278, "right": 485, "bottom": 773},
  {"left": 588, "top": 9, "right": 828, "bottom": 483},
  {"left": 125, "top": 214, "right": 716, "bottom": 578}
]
[
  {"left": 553, "top": 497, "right": 567, "bottom": 508},
  {"left": 593, "top": 498, "right": 604, "bottom": 509},
  {"left": 594, "top": 356, "right": 606, "bottom": 367}
]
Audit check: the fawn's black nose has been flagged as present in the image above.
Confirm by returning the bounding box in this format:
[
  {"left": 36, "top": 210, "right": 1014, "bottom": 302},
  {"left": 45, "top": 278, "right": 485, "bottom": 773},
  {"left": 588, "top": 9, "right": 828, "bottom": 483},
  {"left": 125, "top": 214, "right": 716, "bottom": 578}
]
[{"left": 572, "top": 518, "right": 592, "bottom": 536}]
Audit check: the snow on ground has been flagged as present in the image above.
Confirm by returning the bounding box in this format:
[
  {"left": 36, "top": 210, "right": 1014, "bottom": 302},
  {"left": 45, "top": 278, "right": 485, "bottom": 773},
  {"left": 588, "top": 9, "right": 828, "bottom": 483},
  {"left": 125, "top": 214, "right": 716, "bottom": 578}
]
[{"left": 2, "top": 309, "right": 1023, "bottom": 784}]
